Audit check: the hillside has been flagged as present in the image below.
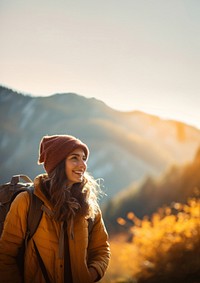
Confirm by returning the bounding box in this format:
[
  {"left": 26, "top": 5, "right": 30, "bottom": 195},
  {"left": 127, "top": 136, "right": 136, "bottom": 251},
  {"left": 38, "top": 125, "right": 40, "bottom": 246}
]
[
  {"left": 0, "top": 85, "right": 200, "bottom": 202},
  {"left": 104, "top": 147, "right": 200, "bottom": 232}
]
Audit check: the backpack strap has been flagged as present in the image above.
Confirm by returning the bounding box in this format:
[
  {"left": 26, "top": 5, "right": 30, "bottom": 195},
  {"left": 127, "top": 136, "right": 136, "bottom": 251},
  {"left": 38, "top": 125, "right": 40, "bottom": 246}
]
[
  {"left": 25, "top": 186, "right": 43, "bottom": 243},
  {"left": 17, "top": 186, "right": 44, "bottom": 280},
  {"left": 33, "top": 240, "right": 51, "bottom": 283},
  {"left": 26, "top": 187, "right": 51, "bottom": 283}
]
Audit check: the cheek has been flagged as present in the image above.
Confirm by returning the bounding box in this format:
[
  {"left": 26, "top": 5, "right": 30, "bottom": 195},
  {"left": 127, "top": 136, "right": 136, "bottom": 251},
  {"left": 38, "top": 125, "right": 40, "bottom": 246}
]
[
  {"left": 65, "top": 160, "right": 71, "bottom": 175},
  {"left": 65, "top": 160, "right": 76, "bottom": 175}
]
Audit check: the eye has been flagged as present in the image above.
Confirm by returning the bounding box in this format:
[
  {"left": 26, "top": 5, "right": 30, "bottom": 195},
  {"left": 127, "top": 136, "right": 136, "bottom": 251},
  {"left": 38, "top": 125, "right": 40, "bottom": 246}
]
[{"left": 70, "top": 155, "right": 78, "bottom": 160}]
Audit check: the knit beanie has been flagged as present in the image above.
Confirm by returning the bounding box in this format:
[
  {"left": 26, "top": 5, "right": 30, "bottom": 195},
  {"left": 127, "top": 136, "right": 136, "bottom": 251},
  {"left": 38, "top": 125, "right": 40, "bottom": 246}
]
[{"left": 38, "top": 135, "right": 89, "bottom": 174}]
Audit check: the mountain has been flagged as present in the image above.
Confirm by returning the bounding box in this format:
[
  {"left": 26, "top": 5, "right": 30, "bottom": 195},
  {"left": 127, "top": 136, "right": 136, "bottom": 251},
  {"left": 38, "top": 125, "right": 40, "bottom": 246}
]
[
  {"left": 0, "top": 85, "right": 200, "bottom": 202},
  {"left": 104, "top": 147, "right": 200, "bottom": 233}
]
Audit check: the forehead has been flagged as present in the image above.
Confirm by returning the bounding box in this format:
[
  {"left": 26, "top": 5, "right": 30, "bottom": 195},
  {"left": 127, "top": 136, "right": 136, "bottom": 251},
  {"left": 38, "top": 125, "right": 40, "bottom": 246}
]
[{"left": 69, "top": 147, "right": 86, "bottom": 156}]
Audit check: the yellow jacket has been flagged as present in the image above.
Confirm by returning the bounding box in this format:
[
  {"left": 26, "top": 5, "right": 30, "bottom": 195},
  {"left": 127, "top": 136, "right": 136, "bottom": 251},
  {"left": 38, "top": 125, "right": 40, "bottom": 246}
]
[{"left": 0, "top": 175, "right": 110, "bottom": 283}]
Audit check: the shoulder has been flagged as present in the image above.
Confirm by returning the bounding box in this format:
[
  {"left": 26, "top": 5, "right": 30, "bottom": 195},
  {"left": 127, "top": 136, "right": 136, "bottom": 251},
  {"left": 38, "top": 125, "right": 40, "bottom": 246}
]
[
  {"left": 95, "top": 204, "right": 103, "bottom": 218},
  {"left": 10, "top": 191, "right": 30, "bottom": 214},
  {"left": 92, "top": 206, "right": 106, "bottom": 229},
  {"left": 13, "top": 190, "right": 30, "bottom": 203},
  {"left": 1, "top": 191, "right": 31, "bottom": 243}
]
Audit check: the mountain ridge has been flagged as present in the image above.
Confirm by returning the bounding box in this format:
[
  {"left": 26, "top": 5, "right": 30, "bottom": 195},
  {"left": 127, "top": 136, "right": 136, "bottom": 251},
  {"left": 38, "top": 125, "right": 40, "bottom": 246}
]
[{"left": 0, "top": 85, "right": 200, "bottom": 203}]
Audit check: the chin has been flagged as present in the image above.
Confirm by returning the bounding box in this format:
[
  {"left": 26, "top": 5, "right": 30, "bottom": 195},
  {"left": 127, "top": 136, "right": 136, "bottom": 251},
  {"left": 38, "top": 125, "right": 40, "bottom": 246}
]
[{"left": 73, "top": 179, "right": 82, "bottom": 184}]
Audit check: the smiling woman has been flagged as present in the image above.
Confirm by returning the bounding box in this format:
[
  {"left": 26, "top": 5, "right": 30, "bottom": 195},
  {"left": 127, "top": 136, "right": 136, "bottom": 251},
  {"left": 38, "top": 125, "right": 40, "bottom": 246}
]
[{"left": 0, "top": 134, "right": 111, "bottom": 283}]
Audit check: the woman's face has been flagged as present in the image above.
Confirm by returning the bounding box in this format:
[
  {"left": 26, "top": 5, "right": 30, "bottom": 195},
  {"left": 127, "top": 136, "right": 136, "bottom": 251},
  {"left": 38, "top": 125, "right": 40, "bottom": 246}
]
[{"left": 65, "top": 148, "right": 87, "bottom": 185}]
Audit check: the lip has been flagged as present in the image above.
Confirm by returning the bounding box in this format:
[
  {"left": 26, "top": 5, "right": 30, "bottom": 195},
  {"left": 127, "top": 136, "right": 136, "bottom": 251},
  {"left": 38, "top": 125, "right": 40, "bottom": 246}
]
[{"left": 73, "top": 170, "right": 84, "bottom": 177}]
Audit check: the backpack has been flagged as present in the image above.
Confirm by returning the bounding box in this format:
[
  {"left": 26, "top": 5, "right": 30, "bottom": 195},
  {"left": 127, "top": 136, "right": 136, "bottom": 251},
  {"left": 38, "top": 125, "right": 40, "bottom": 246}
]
[{"left": 0, "top": 174, "right": 43, "bottom": 238}]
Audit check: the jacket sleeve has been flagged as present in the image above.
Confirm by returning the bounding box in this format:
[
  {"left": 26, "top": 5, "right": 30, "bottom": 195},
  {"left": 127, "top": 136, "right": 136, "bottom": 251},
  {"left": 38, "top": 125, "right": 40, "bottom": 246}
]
[
  {"left": 0, "top": 192, "right": 29, "bottom": 283},
  {"left": 87, "top": 208, "right": 111, "bottom": 281}
]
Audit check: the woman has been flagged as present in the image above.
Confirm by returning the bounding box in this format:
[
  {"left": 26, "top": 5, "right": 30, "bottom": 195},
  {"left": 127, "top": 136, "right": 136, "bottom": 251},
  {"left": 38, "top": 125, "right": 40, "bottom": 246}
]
[{"left": 0, "top": 134, "right": 110, "bottom": 283}]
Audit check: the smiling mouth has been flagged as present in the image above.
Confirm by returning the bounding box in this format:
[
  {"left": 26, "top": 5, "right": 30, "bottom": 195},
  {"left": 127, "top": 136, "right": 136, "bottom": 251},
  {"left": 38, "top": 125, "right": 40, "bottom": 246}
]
[{"left": 73, "top": 170, "right": 84, "bottom": 176}]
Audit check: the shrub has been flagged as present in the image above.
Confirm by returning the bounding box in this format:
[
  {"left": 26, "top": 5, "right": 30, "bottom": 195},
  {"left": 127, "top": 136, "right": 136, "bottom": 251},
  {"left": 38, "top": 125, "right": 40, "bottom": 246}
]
[{"left": 129, "top": 197, "right": 200, "bottom": 283}]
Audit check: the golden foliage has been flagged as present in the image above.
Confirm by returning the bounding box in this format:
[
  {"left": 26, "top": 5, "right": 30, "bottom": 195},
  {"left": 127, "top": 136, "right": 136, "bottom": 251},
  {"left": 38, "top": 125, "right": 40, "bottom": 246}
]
[{"left": 102, "top": 197, "right": 200, "bottom": 283}]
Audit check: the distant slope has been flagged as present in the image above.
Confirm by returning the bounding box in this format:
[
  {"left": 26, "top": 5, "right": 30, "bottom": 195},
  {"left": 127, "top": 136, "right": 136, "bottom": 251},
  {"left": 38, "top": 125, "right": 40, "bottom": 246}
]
[
  {"left": 0, "top": 85, "right": 200, "bottom": 202},
  {"left": 104, "top": 147, "right": 200, "bottom": 232}
]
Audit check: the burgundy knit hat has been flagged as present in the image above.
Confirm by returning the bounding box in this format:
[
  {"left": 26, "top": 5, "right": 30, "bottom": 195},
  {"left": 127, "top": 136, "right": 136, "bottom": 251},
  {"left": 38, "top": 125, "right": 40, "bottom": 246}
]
[{"left": 38, "top": 135, "right": 89, "bottom": 174}]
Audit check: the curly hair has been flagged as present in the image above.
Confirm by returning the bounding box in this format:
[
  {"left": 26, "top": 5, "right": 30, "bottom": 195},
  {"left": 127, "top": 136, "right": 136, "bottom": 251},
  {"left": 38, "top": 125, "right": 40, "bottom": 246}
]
[{"left": 41, "top": 159, "right": 101, "bottom": 222}]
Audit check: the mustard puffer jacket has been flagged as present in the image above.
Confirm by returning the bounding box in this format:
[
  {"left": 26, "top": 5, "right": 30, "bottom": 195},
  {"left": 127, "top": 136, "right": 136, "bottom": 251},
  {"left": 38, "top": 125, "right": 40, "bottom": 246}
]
[{"left": 0, "top": 175, "right": 110, "bottom": 283}]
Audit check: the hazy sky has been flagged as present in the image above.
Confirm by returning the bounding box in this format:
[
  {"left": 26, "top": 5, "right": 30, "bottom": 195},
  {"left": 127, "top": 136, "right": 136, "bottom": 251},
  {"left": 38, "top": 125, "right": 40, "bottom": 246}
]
[{"left": 0, "top": 0, "right": 200, "bottom": 129}]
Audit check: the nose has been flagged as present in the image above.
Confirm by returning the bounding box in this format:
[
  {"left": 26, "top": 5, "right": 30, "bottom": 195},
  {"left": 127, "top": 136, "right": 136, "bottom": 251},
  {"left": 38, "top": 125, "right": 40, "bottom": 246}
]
[{"left": 80, "top": 159, "right": 87, "bottom": 170}]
